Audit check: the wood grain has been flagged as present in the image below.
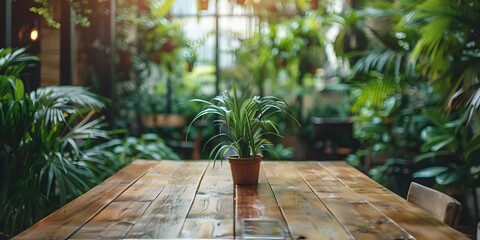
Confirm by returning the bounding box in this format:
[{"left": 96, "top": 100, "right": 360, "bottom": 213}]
[
  {"left": 71, "top": 162, "right": 173, "bottom": 239},
  {"left": 15, "top": 160, "right": 470, "bottom": 240},
  {"left": 69, "top": 201, "right": 150, "bottom": 239},
  {"left": 13, "top": 160, "right": 157, "bottom": 240},
  {"left": 262, "top": 162, "right": 353, "bottom": 240},
  {"left": 236, "top": 167, "right": 290, "bottom": 239},
  {"left": 125, "top": 161, "right": 209, "bottom": 239},
  {"left": 321, "top": 161, "right": 469, "bottom": 240},
  {"left": 295, "top": 162, "right": 413, "bottom": 240},
  {"left": 179, "top": 161, "right": 234, "bottom": 238},
  {"left": 407, "top": 182, "right": 462, "bottom": 227},
  {"left": 40, "top": 21, "right": 60, "bottom": 86}
]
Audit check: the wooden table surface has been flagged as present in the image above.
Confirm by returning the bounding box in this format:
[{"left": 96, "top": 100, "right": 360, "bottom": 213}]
[{"left": 14, "top": 160, "right": 468, "bottom": 240}]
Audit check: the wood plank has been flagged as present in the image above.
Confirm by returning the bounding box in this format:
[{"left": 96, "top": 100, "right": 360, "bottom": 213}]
[
  {"left": 71, "top": 164, "right": 172, "bottom": 239},
  {"left": 40, "top": 22, "right": 60, "bottom": 86},
  {"left": 13, "top": 160, "right": 158, "bottom": 240},
  {"left": 295, "top": 162, "right": 413, "bottom": 240},
  {"left": 179, "top": 161, "right": 234, "bottom": 238},
  {"left": 125, "top": 161, "right": 209, "bottom": 239},
  {"left": 69, "top": 201, "right": 150, "bottom": 239},
  {"left": 262, "top": 162, "right": 353, "bottom": 240},
  {"left": 236, "top": 167, "right": 291, "bottom": 239},
  {"left": 180, "top": 219, "right": 233, "bottom": 238},
  {"left": 321, "top": 161, "right": 469, "bottom": 240}
]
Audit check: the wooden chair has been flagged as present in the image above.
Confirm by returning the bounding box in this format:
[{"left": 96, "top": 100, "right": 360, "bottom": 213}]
[{"left": 407, "top": 182, "right": 462, "bottom": 227}]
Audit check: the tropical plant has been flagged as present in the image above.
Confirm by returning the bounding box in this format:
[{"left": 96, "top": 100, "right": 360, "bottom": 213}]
[
  {"left": 0, "top": 48, "right": 38, "bottom": 76},
  {"left": 397, "top": 0, "right": 480, "bottom": 120},
  {"left": 414, "top": 109, "right": 480, "bottom": 189},
  {"left": 331, "top": 9, "right": 369, "bottom": 66},
  {"left": 0, "top": 86, "right": 108, "bottom": 236},
  {"left": 189, "top": 84, "right": 298, "bottom": 160},
  {"left": 333, "top": 2, "right": 480, "bottom": 227},
  {"left": 413, "top": 108, "right": 480, "bottom": 222},
  {"left": 329, "top": 1, "right": 434, "bottom": 186},
  {"left": 0, "top": 48, "right": 109, "bottom": 237}
]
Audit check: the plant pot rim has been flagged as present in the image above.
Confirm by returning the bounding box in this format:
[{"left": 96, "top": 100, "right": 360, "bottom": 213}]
[{"left": 227, "top": 154, "right": 263, "bottom": 160}]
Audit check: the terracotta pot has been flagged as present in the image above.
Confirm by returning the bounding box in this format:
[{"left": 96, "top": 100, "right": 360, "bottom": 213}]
[
  {"left": 228, "top": 155, "right": 262, "bottom": 185},
  {"left": 199, "top": 0, "right": 209, "bottom": 10}
]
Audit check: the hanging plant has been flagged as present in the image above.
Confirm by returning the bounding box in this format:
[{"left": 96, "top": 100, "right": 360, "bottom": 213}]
[
  {"left": 198, "top": 0, "right": 209, "bottom": 10},
  {"left": 30, "top": 0, "right": 93, "bottom": 28}
]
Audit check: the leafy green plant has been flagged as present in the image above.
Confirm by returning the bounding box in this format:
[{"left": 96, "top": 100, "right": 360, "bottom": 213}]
[
  {"left": 398, "top": 0, "right": 480, "bottom": 120},
  {"left": 0, "top": 48, "right": 38, "bottom": 102},
  {"left": 190, "top": 84, "right": 298, "bottom": 160},
  {"left": 412, "top": 108, "right": 480, "bottom": 222},
  {"left": 30, "top": 0, "right": 93, "bottom": 28},
  {"left": 331, "top": 9, "right": 369, "bottom": 66},
  {"left": 0, "top": 86, "right": 108, "bottom": 236},
  {"left": 0, "top": 48, "right": 109, "bottom": 237},
  {"left": 87, "top": 133, "right": 181, "bottom": 180},
  {"left": 414, "top": 109, "right": 480, "bottom": 188}
]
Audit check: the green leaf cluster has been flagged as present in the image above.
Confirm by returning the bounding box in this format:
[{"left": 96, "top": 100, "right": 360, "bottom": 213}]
[
  {"left": 398, "top": 0, "right": 480, "bottom": 120},
  {"left": 86, "top": 133, "right": 181, "bottom": 180},
  {"left": 0, "top": 48, "right": 108, "bottom": 237},
  {"left": 413, "top": 109, "right": 480, "bottom": 188},
  {"left": 30, "top": 0, "right": 92, "bottom": 28},
  {"left": 190, "top": 84, "right": 298, "bottom": 160}
]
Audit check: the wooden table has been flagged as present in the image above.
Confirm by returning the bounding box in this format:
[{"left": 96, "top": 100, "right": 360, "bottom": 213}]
[{"left": 14, "top": 160, "right": 468, "bottom": 240}]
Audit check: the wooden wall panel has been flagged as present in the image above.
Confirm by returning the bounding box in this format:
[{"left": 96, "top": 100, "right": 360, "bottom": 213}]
[
  {"left": 40, "top": 20, "right": 60, "bottom": 86},
  {"left": 40, "top": 23, "right": 85, "bottom": 86}
]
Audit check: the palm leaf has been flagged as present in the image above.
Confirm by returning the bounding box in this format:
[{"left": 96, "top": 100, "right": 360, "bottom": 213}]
[
  {"left": 31, "top": 86, "right": 106, "bottom": 124},
  {"left": 351, "top": 76, "right": 399, "bottom": 113},
  {"left": 0, "top": 48, "right": 38, "bottom": 76}
]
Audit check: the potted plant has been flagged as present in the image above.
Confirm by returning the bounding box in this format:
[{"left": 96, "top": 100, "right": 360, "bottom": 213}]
[
  {"left": 190, "top": 85, "right": 298, "bottom": 185},
  {"left": 198, "top": 0, "right": 209, "bottom": 10}
]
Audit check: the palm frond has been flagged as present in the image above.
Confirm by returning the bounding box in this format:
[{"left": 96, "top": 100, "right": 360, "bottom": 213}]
[
  {"left": 351, "top": 76, "right": 399, "bottom": 113},
  {"left": 354, "top": 50, "right": 412, "bottom": 77},
  {"left": 0, "top": 48, "right": 38, "bottom": 77},
  {"left": 450, "top": 84, "right": 480, "bottom": 122},
  {"left": 30, "top": 86, "right": 106, "bottom": 124}
]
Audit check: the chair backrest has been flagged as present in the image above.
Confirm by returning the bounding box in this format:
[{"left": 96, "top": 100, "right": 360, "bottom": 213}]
[{"left": 407, "top": 182, "right": 462, "bottom": 227}]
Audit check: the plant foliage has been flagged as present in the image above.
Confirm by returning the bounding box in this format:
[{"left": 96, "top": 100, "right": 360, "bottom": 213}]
[
  {"left": 414, "top": 109, "right": 480, "bottom": 188},
  {"left": 190, "top": 84, "right": 298, "bottom": 160},
  {"left": 30, "top": 0, "right": 93, "bottom": 28},
  {"left": 0, "top": 48, "right": 108, "bottom": 237},
  {"left": 0, "top": 85, "right": 108, "bottom": 236},
  {"left": 0, "top": 47, "right": 181, "bottom": 237},
  {"left": 398, "top": 0, "right": 480, "bottom": 120},
  {"left": 88, "top": 133, "right": 181, "bottom": 180}
]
